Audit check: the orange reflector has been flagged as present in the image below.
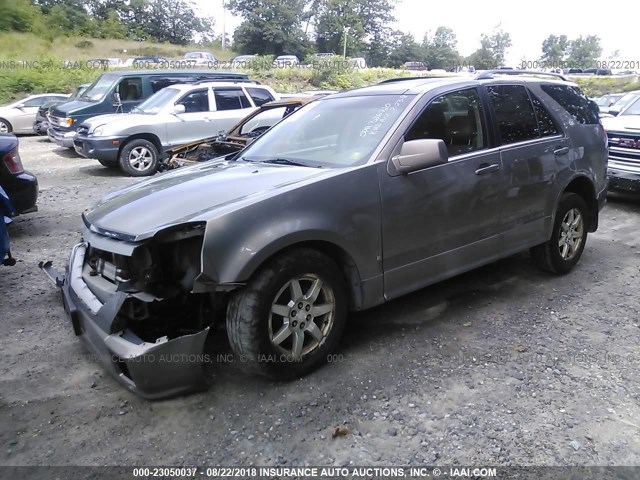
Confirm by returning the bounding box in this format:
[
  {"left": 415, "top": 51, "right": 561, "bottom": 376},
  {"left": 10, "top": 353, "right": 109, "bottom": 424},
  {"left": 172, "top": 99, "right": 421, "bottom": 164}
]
[{"left": 112, "top": 140, "right": 120, "bottom": 145}]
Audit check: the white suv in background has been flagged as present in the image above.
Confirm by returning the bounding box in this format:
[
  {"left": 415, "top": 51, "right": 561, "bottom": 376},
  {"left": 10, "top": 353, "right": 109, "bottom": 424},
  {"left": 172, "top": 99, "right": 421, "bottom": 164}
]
[{"left": 73, "top": 82, "right": 279, "bottom": 176}]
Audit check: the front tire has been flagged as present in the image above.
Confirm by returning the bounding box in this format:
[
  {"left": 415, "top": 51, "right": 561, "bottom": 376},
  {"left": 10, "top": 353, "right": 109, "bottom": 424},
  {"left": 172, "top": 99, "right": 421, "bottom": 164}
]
[
  {"left": 0, "top": 119, "right": 12, "bottom": 134},
  {"left": 226, "top": 248, "right": 348, "bottom": 380},
  {"left": 118, "top": 139, "right": 159, "bottom": 176},
  {"left": 531, "top": 192, "right": 588, "bottom": 274}
]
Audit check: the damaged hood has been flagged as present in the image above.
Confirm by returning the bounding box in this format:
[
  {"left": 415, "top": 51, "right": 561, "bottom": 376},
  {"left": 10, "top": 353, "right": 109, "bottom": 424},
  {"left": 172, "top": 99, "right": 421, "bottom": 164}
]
[{"left": 84, "top": 160, "right": 331, "bottom": 241}]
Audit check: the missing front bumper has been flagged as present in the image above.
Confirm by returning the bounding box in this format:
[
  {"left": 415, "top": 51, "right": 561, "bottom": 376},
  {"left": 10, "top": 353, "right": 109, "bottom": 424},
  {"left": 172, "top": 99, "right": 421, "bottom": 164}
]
[{"left": 40, "top": 243, "right": 211, "bottom": 400}]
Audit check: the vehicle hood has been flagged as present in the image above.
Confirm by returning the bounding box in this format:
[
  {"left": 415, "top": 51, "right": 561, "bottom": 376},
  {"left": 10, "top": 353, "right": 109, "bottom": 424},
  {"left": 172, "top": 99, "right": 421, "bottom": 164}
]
[
  {"left": 602, "top": 115, "right": 640, "bottom": 132},
  {"left": 50, "top": 99, "right": 96, "bottom": 117},
  {"left": 84, "top": 160, "right": 331, "bottom": 241},
  {"left": 82, "top": 113, "right": 140, "bottom": 128}
]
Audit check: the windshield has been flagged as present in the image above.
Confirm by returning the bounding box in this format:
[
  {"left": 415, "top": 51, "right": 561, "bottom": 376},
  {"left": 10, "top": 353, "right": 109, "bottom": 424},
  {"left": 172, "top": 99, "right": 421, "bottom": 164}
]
[
  {"left": 80, "top": 75, "right": 118, "bottom": 102},
  {"left": 240, "top": 94, "right": 415, "bottom": 168},
  {"left": 69, "top": 85, "right": 88, "bottom": 101},
  {"left": 239, "top": 106, "right": 291, "bottom": 135},
  {"left": 620, "top": 97, "right": 640, "bottom": 116},
  {"left": 185, "top": 52, "right": 203, "bottom": 59},
  {"left": 134, "top": 87, "right": 179, "bottom": 114},
  {"left": 613, "top": 92, "right": 640, "bottom": 111}
]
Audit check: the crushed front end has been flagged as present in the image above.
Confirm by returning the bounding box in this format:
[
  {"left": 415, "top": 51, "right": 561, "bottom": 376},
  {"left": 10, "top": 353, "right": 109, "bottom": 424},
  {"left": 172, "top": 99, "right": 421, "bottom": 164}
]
[{"left": 41, "top": 221, "right": 219, "bottom": 399}]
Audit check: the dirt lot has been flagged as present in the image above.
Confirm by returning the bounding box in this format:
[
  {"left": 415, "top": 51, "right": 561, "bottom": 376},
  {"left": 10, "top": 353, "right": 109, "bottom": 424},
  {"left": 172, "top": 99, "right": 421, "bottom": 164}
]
[{"left": 1, "top": 135, "right": 640, "bottom": 467}]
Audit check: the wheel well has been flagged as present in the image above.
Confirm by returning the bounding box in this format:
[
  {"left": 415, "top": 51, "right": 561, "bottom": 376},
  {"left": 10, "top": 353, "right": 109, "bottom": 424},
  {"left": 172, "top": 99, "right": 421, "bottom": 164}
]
[
  {"left": 118, "top": 133, "right": 163, "bottom": 159},
  {"left": 564, "top": 176, "right": 597, "bottom": 231},
  {"left": 257, "top": 241, "right": 364, "bottom": 311}
]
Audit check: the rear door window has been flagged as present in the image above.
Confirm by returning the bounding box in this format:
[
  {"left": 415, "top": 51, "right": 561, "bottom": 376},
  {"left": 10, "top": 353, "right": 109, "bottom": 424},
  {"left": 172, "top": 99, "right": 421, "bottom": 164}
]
[
  {"left": 540, "top": 84, "right": 600, "bottom": 124},
  {"left": 486, "top": 85, "right": 538, "bottom": 144},
  {"left": 214, "top": 88, "right": 252, "bottom": 111},
  {"left": 529, "top": 94, "right": 560, "bottom": 137}
]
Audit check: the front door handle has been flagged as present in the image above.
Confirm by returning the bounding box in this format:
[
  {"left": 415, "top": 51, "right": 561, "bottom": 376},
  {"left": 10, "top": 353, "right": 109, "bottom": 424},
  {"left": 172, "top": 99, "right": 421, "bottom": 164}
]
[
  {"left": 475, "top": 163, "right": 500, "bottom": 175},
  {"left": 554, "top": 146, "right": 570, "bottom": 155}
]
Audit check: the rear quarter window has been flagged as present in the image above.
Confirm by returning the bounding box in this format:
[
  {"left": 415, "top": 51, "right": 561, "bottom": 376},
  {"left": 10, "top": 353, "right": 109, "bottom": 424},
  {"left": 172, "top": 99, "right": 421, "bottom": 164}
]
[
  {"left": 540, "top": 84, "right": 600, "bottom": 125},
  {"left": 247, "top": 87, "right": 275, "bottom": 106}
]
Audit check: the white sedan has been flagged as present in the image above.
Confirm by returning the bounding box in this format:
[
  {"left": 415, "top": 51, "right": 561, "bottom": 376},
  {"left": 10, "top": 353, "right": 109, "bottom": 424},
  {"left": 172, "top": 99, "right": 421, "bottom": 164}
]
[{"left": 0, "top": 93, "right": 69, "bottom": 134}]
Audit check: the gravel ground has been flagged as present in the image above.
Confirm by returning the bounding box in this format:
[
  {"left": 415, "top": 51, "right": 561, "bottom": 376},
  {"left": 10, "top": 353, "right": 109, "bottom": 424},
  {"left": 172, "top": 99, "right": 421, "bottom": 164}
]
[{"left": 1, "top": 135, "right": 640, "bottom": 467}]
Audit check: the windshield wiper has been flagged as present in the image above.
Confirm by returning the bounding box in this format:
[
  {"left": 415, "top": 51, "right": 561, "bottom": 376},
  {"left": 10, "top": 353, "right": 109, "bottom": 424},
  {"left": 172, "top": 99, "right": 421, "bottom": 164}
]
[{"left": 251, "top": 157, "right": 311, "bottom": 167}]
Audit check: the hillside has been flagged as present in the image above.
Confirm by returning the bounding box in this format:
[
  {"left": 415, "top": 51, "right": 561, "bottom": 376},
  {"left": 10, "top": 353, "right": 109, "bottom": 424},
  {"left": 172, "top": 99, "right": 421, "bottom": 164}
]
[{"left": 0, "top": 32, "right": 235, "bottom": 62}]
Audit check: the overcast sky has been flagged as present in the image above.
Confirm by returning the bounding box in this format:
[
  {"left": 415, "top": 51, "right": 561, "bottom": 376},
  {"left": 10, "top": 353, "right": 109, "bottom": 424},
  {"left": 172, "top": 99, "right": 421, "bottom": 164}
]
[{"left": 194, "top": 0, "right": 636, "bottom": 66}]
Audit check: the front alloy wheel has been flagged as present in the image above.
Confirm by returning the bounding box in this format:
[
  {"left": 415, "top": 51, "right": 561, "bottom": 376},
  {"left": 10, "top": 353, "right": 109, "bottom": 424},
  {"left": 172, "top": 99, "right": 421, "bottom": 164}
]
[
  {"left": 118, "top": 139, "right": 160, "bottom": 177},
  {"left": 227, "top": 248, "right": 347, "bottom": 379},
  {"left": 0, "top": 119, "right": 12, "bottom": 134},
  {"left": 269, "top": 274, "right": 336, "bottom": 359}
]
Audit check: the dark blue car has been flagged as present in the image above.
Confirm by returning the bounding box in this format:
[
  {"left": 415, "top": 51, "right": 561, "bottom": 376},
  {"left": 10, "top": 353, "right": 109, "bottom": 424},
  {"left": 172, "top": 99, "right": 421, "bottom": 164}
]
[{"left": 0, "top": 134, "right": 38, "bottom": 214}]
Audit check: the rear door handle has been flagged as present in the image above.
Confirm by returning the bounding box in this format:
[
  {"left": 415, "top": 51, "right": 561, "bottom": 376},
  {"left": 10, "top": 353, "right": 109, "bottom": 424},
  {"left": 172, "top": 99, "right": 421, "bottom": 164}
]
[
  {"left": 475, "top": 163, "right": 500, "bottom": 175},
  {"left": 554, "top": 146, "right": 570, "bottom": 155}
]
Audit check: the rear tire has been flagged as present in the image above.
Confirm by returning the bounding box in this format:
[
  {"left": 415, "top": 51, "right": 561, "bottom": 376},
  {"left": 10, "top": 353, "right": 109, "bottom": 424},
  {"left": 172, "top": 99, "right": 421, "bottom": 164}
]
[
  {"left": 531, "top": 192, "right": 588, "bottom": 274},
  {"left": 118, "top": 139, "right": 159, "bottom": 176},
  {"left": 0, "top": 119, "right": 12, "bottom": 134},
  {"left": 226, "top": 248, "right": 348, "bottom": 380}
]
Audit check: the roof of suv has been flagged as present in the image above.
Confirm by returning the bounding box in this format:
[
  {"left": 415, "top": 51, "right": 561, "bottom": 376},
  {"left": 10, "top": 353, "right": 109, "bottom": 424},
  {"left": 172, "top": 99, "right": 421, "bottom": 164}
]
[
  {"left": 333, "top": 71, "right": 576, "bottom": 97},
  {"left": 167, "top": 81, "right": 265, "bottom": 92}
]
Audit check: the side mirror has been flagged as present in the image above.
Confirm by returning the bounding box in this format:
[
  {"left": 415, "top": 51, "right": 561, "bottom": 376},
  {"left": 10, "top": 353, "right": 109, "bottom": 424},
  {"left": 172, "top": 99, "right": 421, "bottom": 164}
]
[
  {"left": 608, "top": 108, "right": 620, "bottom": 116},
  {"left": 112, "top": 92, "right": 121, "bottom": 106},
  {"left": 173, "top": 104, "right": 186, "bottom": 114},
  {"left": 391, "top": 138, "right": 448, "bottom": 174},
  {"left": 15, "top": 103, "right": 25, "bottom": 110}
]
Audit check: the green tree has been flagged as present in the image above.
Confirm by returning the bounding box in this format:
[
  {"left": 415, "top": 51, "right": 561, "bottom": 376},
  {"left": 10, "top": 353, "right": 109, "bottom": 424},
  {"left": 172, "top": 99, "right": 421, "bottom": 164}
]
[
  {"left": 0, "top": 0, "right": 42, "bottom": 32},
  {"left": 566, "top": 35, "right": 602, "bottom": 68},
  {"left": 230, "top": 0, "right": 310, "bottom": 56},
  {"left": 540, "top": 34, "right": 569, "bottom": 66},
  {"left": 313, "top": 0, "right": 396, "bottom": 56},
  {"left": 466, "top": 25, "right": 512, "bottom": 69},
  {"left": 364, "top": 26, "right": 396, "bottom": 67},
  {"left": 423, "top": 26, "right": 460, "bottom": 70},
  {"left": 387, "top": 32, "right": 423, "bottom": 68},
  {"left": 143, "top": 0, "right": 214, "bottom": 45}
]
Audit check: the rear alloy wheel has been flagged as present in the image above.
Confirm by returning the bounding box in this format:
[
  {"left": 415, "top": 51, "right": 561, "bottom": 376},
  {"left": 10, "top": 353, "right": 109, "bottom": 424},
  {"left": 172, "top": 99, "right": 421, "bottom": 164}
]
[
  {"left": 531, "top": 192, "right": 588, "bottom": 274},
  {"left": 227, "top": 248, "right": 348, "bottom": 379},
  {"left": 118, "top": 139, "right": 159, "bottom": 176},
  {"left": 0, "top": 119, "right": 12, "bottom": 134}
]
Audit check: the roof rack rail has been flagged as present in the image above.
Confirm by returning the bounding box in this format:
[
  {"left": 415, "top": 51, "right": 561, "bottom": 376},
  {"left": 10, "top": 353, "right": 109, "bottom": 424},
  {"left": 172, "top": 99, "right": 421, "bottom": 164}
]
[
  {"left": 190, "top": 78, "right": 260, "bottom": 85},
  {"left": 378, "top": 76, "right": 449, "bottom": 84},
  {"left": 475, "top": 69, "right": 568, "bottom": 81}
]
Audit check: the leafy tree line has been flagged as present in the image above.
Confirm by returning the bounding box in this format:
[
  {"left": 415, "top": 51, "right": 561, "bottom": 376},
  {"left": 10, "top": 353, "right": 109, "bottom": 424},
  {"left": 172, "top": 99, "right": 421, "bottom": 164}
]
[
  {"left": 229, "top": 0, "right": 513, "bottom": 69},
  {"left": 539, "top": 34, "right": 603, "bottom": 68},
  {"left": 0, "top": 0, "right": 214, "bottom": 45}
]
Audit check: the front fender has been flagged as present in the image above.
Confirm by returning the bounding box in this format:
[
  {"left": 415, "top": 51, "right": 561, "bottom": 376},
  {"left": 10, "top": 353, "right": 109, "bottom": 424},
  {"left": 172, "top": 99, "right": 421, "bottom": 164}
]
[{"left": 196, "top": 165, "right": 383, "bottom": 291}]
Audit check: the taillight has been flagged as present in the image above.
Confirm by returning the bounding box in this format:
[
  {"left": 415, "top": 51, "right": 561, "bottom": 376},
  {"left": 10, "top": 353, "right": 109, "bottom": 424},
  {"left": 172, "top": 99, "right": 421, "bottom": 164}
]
[{"left": 4, "top": 148, "right": 24, "bottom": 174}]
